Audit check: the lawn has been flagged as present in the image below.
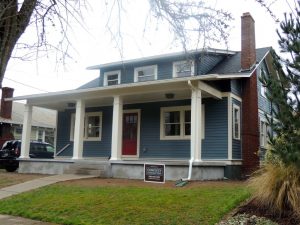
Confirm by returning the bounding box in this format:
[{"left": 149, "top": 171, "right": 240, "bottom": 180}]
[{"left": 0, "top": 179, "right": 249, "bottom": 225}]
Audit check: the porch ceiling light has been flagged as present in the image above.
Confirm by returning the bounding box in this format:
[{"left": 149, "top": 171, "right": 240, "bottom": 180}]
[{"left": 165, "top": 93, "right": 175, "bottom": 99}]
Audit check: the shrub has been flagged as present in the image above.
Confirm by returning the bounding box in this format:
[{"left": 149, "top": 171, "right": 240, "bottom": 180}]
[{"left": 249, "top": 161, "right": 300, "bottom": 217}]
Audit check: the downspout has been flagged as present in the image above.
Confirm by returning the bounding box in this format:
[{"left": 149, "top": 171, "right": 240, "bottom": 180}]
[{"left": 181, "top": 80, "right": 196, "bottom": 181}]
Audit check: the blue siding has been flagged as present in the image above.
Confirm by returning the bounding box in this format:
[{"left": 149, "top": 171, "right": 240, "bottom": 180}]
[
  {"left": 197, "top": 54, "right": 224, "bottom": 75},
  {"left": 258, "top": 61, "right": 272, "bottom": 114},
  {"left": 56, "top": 106, "right": 112, "bottom": 157},
  {"left": 231, "top": 79, "right": 242, "bottom": 96},
  {"left": 125, "top": 100, "right": 191, "bottom": 158},
  {"left": 97, "top": 54, "right": 225, "bottom": 87},
  {"left": 232, "top": 98, "right": 242, "bottom": 159},
  {"left": 202, "top": 98, "right": 228, "bottom": 159}
]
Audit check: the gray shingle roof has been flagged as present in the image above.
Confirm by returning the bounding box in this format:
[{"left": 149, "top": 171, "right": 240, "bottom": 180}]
[
  {"left": 77, "top": 77, "right": 100, "bottom": 89},
  {"left": 209, "top": 47, "right": 271, "bottom": 74}
]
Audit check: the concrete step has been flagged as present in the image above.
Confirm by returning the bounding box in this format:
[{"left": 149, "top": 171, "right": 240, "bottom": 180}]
[{"left": 64, "top": 162, "right": 111, "bottom": 177}]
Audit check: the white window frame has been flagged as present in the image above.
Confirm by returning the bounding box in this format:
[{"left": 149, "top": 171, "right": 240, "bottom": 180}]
[
  {"left": 260, "top": 119, "right": 269, "bottom": 148},
  {"left": 70, "top": 112, "right": 103, "bottom": 141},
  {"left": 160, "top": 105, "right": 205, "bottom": 140},
  {"left": 134, "top": 65, "right": 157, "bottom": 82},
  {"left": 104, "top": 70, "right": 121, "bottom": 86},
  {"left": 172, "top": 60, "right": 195, "bottom": 78},
  {"left": 260, "top": 68, "right": 267, "bottom": 98},
  {"left": 232, "top": 104, "right": 241, "bottom": 140}
]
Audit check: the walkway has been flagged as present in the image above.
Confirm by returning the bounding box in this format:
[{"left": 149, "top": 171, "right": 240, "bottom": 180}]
[{"left": 0, "top": 174, "right": 97, "bottom": 225}]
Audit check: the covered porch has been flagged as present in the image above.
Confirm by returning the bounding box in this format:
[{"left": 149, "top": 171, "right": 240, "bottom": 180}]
[{"left": 10, "top": 76, "right": 242, "bottom": 180}]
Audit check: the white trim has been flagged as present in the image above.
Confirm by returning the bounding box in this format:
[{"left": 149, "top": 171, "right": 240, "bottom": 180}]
[
  {"left": 70, "top": 112, "right": 103, "bottom": 141},
  {"left": 228, "top": 96, "right": 233, "bottom": 160},
  {"left": 122, "top": 109, "right": 141, "bottom": 158},
  {"left": 222, "top": 92, "right": 242, "bottom": 102},
  {"left": 259, "top": 117, "right": 269, "bottom": 148},
  {"left": 160, "top": 105, "right": 204, "bottom": 140},
  {"left": 198, "top": 80, "right": 222, "bottom": 99},
  {"left": 232, "top": 104, "right": 241, "bottom": 140},
  {"left": 134, "top": 65, "right": 157, "bottom": 82},
  {"left": 104, "top": 70, "right": 121, "bottom": 86},
  {"left": 173, "top": 60, "right": 195, "bottom": 78}
]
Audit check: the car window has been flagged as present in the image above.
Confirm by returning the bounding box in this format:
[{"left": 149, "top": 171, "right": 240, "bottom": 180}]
[{"left": 46, "top": 145, "right": 54, "bottom": 153}]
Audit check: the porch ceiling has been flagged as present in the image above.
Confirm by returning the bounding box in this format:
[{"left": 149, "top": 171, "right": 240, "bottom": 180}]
[{"left": 9, "top": 76, "right": 221, "bottom": 110}]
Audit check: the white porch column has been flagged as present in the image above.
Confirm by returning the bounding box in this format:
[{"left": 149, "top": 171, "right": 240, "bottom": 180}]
[
  {"left": 20, "top": 104, "right": 33, "bottom": 159},
  {"left": 191, "top": 88, "right": 202, "bottom": 162},
  {"left": 72, "top": 99, "right": 85, "bottom": 160},
  {"left": 110, "top": 96, "right": 123, "bottom": 160}
]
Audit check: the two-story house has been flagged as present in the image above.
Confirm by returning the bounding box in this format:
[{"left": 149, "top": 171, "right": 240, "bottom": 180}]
[{"left": 9, "top": 12, "right": 275, "bottom": 180}]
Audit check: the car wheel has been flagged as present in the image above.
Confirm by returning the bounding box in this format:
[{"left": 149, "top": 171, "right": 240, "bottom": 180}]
[{"left": 5, "top": 165, "right": 18, "bottom": 172}]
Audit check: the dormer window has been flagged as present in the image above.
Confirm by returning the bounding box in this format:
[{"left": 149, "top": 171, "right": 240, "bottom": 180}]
[
  {"left": 173, "top": 60, "right": 195, "bottom": 77},
  {"left": 134, "top": 65, "right": 157, "bottom": 82},
  {"left": 104, "top": 70, "right": 121, "bottom": 86}
]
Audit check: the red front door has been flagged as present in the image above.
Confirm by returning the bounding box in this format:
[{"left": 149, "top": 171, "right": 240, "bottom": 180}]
[{"left": 122, "top": 113, "right": 138, "bottom": 156}]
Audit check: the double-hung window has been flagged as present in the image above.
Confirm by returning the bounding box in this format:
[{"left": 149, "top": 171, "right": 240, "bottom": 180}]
[
  {"left": 134, "top": 65, "right": 157, "bottom": 82},
  {"left": 260, "top": 68, "right": 267, "bottom": 98},
  {"left": 173, "top": 60, "right": 195, "bottom": 77},
  {"left": 160, "top": 106, "right": 204, "bottom": 140},
  {"left": 260, "top": 119, "right": 269, "bottom": 148},
  {"left": 104, "top": 70, "right": 120, "bottom": 86},
  {"left": 233, "top": 104, "right": 241, "bottom": 140},
  {"left": 70, "top": 112, "right": 102, "bottom": 141}
]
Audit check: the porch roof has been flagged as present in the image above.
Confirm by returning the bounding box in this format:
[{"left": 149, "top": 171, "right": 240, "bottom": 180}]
[{"left": 7, "top": 74, "right": 249, "bottom": 111}]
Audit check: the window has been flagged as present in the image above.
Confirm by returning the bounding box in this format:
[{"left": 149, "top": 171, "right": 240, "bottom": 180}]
[
  {"left": 233, "top": 104, "right": 241, "bottom": 140},
  {"left": 134, "top": 65, "right": 157, "bottom": 82},
  {"left": 260, "top": 119, "right": 269, "bottom": 148},
  {"left": 173, "top": 60, "right": 195, "bottom": 77},
  {"left": 104, "top": 70, "right": 121, "bottom": 86},
  {"left": 13, "top": 126, "right": 22, "bottom": 140},
  {"left": 70, "top": 112, "right": 102, "bottom": 141},
  {"left": 260, "top": 68, "right": 267, "bottom": 98},
  {"left": 160, "top": 106, "right": 204, "bottom": 140}
]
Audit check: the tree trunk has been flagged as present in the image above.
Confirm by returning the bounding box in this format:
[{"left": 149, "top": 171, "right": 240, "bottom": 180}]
[{"left": 0, "top": 0, "right": 37, "bottom": 88}]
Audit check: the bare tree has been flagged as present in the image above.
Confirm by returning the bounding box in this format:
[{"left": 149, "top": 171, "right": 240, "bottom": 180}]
[{"left": 1, "top": 0, "right": 232, "bottom": 89}]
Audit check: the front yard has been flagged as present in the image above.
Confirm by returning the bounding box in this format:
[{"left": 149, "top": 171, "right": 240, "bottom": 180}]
[{"left": 0, "top": 178, "right": 250, "bottom": 225}]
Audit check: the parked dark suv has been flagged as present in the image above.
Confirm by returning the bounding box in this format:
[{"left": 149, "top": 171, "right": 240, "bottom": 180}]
[{"left": 0, "top": 140, "right": 55, "bottom": 172}]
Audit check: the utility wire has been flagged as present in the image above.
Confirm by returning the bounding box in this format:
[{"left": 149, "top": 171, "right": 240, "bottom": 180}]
[{"left": 4, "top": 77, "right": 50, "bottom": 93}]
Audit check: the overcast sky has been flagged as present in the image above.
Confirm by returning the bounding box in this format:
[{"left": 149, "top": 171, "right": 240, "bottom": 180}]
[{"left": 3, "top": 0, "right": 296, "bottom": 97}]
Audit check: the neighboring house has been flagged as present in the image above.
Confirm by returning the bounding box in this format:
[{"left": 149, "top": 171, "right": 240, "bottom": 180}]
[
  {"left": 9, "top": 12, "right": 275, "bottom": 180},
  {"left": 0, "top": 88, "right": 56, "bottom": 147}
]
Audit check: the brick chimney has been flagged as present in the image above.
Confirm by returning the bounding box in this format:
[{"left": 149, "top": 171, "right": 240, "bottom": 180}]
[
  {"left": 241, "top": 13, "right": 260, "bottom": 176},
  {"left": 241, "top": 12, "right": 256, "bottom": 70},
  {"left": 1, "top": 87, "right": 14, "bottom": 119}
]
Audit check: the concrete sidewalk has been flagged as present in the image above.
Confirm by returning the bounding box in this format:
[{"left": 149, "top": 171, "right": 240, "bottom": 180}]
[
  {"left": 0, "top": 174, "right": 96, "bottom": 200},
  {"left": 0, "top": 174, "right": 97, "bottom": 225}
]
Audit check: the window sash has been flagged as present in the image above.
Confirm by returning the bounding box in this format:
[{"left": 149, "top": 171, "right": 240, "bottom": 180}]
[
  {"left": 233, "top": 105, "right": 240, "bottom": 140},
  {"left": 173, "top": 61, "right": 194, "bottom": 77},
  {"left": 135, "top": 65, "right": 157, "bottom": 82},
  {"left": 260, "top": 120, "right": 268, "bottom": 147},
  {"left": 104, "top": 70, "right": 120, "bottom": 86}
]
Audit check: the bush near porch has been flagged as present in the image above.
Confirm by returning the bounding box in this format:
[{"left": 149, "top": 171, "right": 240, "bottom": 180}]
[{"left": 0, "top": 179, "right": 249, "bottom": 225}]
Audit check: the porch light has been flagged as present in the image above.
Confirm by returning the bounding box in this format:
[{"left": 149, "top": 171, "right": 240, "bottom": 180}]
[{"left": 165, "top": 93, "right": 175, "bottom": 99}]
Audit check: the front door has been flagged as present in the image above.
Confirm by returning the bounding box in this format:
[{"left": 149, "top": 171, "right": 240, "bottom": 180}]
[{"left": 122, "top": 112, "right": 138, "bottom": 156}]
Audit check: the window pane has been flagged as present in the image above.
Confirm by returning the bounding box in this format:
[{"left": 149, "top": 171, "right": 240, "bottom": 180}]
[
  {"left": 137, "top": 67, "right": 155, "bottom": 81},
  {"left": 107, "top": 74, "right": 118, "bottom": 80},
  {"left": 184, "top": 123, "right": 191, "bottom": 136},
  {"left": 175, "top": 62, "right": 192, "bottom": 77},
  {"left": 164, "top": 111, "right": 180, "bottom": 123},
  {"left": 87, "top": 115, "right": 101, "bottom": 138},
  {"left": 184, "top": 110, "right": 191, "bottom": 122},
  {"left": 138, "top": 75, "right": 154, "bottom": 82},
  {"left": 165, "top": 124, "right": 180, "bottom": 136},
  {"left": 107, "top": 80, "right": 118, "bottom": 86}
]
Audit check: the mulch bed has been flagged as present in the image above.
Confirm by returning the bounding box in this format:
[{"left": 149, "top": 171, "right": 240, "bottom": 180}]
[{"left": 236, "top": 198, "right": 300, "bottom": 225}]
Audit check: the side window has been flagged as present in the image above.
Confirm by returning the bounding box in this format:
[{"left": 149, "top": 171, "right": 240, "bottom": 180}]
[
  {"left": 233, "top": 104, "right": 241, "bottom": 140},
  {"left": 134, "top": 65, "right": 157, "bottom": 82},
  {"left": 260, "top": 68, "right": 267, "bottom": 98},
  {"left": 104, "top": 70, "right": 121, "bottom": 86},
  {"left": 173, "top": 60, "right": 195, "bottom": 77},
  {"left": 260, "top": 119, "right": 269, "bottom": 148}
]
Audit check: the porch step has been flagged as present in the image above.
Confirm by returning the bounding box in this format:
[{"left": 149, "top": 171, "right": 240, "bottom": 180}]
[{"left": 64, "top": 161, "right": 111, "bottom": 177}]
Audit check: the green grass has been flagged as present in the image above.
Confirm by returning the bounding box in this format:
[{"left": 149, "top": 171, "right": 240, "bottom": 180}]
[{"left": 0, "top": 182, "right": 250, "bottom": 225}]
